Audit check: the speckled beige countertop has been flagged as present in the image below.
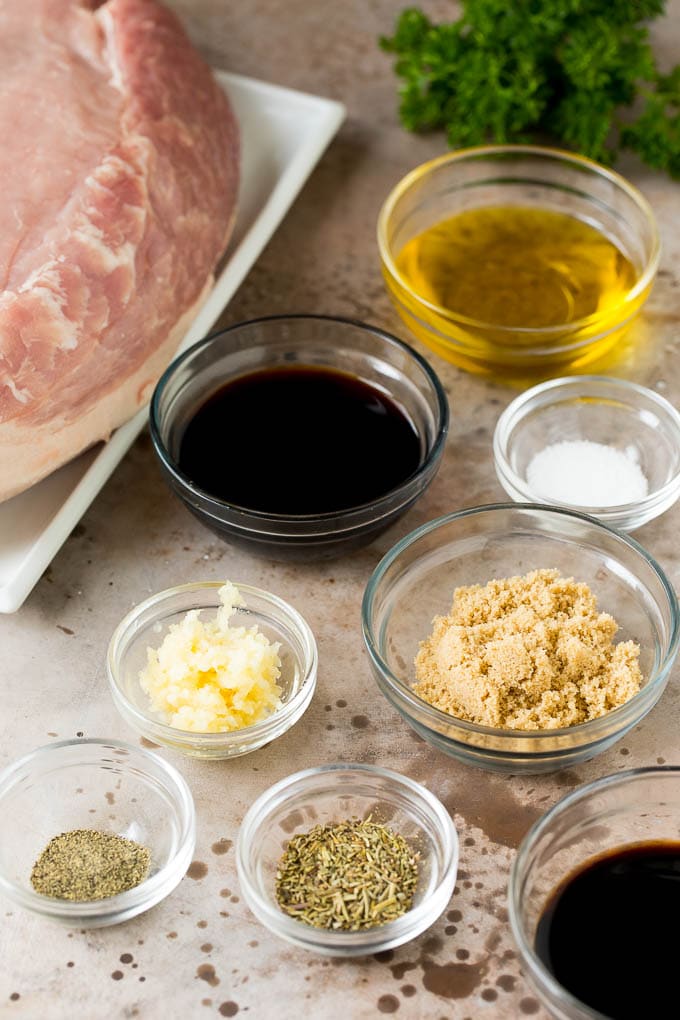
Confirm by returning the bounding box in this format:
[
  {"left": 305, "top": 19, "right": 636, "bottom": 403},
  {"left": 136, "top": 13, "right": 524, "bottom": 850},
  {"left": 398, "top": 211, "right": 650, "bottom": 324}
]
[{"left": 3, "top": 2, "right": 680, "bottom": 1018}]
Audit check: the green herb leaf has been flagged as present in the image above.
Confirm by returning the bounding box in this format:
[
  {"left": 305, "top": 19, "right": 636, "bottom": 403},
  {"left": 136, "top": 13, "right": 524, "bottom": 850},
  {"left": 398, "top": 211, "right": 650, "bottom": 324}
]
[
  {"left": 622, "top": 69, "right": 680, "bottom": 176},
  {"left": 381, "top": 0, "right": 680, "bottom": 178}
]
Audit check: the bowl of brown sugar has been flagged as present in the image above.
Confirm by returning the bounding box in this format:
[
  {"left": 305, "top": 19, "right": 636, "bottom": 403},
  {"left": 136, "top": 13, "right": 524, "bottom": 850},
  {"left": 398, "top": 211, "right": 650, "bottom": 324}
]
[{"left": 362, "top": 504, "right": 679, "bottom": 773}]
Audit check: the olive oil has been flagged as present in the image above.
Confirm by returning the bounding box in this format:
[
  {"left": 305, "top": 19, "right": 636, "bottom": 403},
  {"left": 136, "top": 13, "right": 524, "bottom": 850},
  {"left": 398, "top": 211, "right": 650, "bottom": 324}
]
[
  {"left": 396, "top": 206, "right": 637, "bottom": 330},
  {"left": 387, "top": 205, "right": 645, "bottom": 382}
]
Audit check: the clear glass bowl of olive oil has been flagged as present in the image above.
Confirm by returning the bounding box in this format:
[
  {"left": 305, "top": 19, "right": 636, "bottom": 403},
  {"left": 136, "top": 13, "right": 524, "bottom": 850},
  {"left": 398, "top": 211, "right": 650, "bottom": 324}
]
[{"left": 378, "top": 146, "right": 660, "bottom": 384}]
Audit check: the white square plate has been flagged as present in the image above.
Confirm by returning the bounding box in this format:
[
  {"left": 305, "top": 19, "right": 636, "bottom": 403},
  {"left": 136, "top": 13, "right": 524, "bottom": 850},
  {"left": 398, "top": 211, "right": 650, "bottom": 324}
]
[{"left": 0, "top": 71, "right": 345, "bottom": 613}]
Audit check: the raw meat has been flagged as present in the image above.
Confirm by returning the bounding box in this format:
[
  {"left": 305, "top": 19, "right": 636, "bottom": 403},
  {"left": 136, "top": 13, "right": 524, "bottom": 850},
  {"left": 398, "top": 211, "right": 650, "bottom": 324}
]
[{"left": 0, "top": 0, "right": 239, "bottom": 502}]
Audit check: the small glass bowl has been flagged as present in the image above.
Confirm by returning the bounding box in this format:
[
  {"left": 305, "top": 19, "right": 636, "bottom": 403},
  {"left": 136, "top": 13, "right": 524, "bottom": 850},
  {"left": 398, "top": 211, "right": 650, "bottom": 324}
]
[
  {"left": 0, "top": 739, "right": 195, "bottom": 927},
  {"left": 362, "top": 504, "right": 679, "bottom": 774},
  {"left": 493, "top": 375, "right": 680, "bottom": 531},
  {"left": 509, "top": 767, "right": 680, "bottom": 1019},
  {"left": 149, "top": 314, "right": 448, "bottom": 560},
  {"left": 107, "top": 582, "right": 317, "bottom": 759},
  {"left": 236, "top": 763, "right": 459, "bottom": 956},
  {"left": 378, "top": 146, "right": 659, "bottom": 383}
]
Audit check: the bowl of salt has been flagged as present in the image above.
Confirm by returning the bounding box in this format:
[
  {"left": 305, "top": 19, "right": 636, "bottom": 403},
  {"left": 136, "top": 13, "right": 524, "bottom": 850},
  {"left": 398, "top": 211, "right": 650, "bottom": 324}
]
[{"left": 493, "top": 375, "right": 680, "bottom": 531}]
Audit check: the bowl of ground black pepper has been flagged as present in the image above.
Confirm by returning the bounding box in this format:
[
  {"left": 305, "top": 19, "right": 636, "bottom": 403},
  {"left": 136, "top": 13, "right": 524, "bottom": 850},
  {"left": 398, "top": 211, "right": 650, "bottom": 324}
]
[
  {"left": 509, "top": 767, "right": 680, "bottom": 1019},
  {"left": 362, "top": 503, "right": 680, "bottom": 774},
  {"left": 236, "top": 763, "right": 459, "bottom": 955},
  {"left": 0, "top": 739, "right": 195, "bottom": 927}
]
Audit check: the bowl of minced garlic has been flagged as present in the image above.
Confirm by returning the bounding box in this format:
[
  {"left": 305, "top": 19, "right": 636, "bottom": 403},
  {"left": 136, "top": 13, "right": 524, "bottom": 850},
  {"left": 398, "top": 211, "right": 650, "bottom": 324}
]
[
  {"left": 362, "top": 504, "right": 680, "bottom": 773},
  {"left": 107, "top": 581, "right": 318, "bottom": 758}
]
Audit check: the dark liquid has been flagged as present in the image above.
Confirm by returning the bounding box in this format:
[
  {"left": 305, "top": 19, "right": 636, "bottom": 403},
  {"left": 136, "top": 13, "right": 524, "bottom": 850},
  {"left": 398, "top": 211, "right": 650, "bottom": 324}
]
[
  {"left": 177, "top": 365, "right": 423, "bottom": 515},
  {"left": 535, "top": 841, "right": 680, "bottom": 1018}
]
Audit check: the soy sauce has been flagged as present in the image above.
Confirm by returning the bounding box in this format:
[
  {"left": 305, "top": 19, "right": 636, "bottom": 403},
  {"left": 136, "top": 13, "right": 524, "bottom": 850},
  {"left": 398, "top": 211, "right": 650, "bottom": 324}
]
[
  {"left": 177, "top": 365, "right": 423, "bottom": 515},
  {"left": 535, "top": 841, "right": 680, "bottom": 1018}
]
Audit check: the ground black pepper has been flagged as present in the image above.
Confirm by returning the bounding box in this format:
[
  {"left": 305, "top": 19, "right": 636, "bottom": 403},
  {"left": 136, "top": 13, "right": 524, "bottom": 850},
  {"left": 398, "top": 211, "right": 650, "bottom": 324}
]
[{"left": 30, "top": 829, "right": 150, "bottom": 900}]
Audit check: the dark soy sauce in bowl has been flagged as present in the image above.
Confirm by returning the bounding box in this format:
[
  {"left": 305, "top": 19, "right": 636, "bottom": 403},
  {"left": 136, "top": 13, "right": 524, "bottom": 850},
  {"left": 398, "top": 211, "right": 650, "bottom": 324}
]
[
  {"left": 177, "top": 365, "right": 423, "bottom": 515},
  {"left": 535, "top": 840, "right": 680, "bottom": 1018}
]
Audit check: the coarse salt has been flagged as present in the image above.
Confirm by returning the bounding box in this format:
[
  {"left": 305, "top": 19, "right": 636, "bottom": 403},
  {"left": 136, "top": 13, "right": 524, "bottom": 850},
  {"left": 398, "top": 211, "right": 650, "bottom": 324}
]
[{"left": 526, "top": 439, "right": 649, "bottom": 507}]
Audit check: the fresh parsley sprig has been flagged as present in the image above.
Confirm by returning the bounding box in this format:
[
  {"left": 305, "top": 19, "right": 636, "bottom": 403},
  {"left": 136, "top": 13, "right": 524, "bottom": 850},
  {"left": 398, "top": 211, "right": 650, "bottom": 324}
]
[{"left": 381, "top": 1, "right": 680, "bottom": 177}]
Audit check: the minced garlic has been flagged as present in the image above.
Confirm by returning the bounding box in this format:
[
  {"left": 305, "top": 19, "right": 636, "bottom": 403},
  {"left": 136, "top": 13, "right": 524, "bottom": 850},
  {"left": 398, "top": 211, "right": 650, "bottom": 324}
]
[{"left": 139, "top": 582, "right": 282, "bottom": 733}]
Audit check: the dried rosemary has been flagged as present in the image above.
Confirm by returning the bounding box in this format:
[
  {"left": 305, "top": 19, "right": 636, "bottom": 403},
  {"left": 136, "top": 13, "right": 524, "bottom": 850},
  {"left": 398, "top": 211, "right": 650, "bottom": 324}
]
[
  {"left": 274, "top": 817, "right": 419, "bottom": 930},
  {"left": 30, "top": 829, "right": 151, "bottom": 901}
]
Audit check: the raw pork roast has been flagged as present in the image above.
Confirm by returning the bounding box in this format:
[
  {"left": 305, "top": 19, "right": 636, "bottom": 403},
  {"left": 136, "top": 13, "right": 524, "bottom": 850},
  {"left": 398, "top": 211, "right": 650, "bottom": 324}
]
[{"left": 0, "top": 0, "right": 239, "bottom": 502}]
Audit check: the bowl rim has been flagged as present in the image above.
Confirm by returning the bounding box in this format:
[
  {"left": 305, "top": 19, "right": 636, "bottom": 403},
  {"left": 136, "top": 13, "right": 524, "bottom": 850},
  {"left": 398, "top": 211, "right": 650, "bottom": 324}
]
[
  {"left": 0, "top": 737, "right": 196, "bottom": 920},
  {"left": 361, "top": 502, "right": 680, "bottom": 742},
  {"left": 149, "top": 313, "right": 449, "bottom": 523},
  {"left": 377, "top": 143, "right": 661, "bottom": 338},
  {"left": 236, "top": 761, "right": 459, "bottom": 948},
  {"left": 492, "top": 374, "right": 680, "bottom": 517},
  {"left": 106, "top": 581, "right": 318, "bottom": 748},
  {"left": 508, "top": 765, "right": 680, "bottom": 1017}
]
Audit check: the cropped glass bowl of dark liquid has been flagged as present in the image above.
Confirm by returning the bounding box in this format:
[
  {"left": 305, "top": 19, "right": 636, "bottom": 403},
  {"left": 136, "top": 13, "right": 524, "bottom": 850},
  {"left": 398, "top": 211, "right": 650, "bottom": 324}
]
[
  {"left": 150, "top": 316, "right": 448, "bottom": 559},
  {"left": 509, "top": 768, "right": 680, "bottom": 1020}
]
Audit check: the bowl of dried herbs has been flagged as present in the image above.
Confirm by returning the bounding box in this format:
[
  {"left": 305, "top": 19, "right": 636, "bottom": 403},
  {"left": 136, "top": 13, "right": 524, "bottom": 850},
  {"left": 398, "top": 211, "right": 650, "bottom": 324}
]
[{"left": 236, "top": 763, "right": 459, "bottom": 956}]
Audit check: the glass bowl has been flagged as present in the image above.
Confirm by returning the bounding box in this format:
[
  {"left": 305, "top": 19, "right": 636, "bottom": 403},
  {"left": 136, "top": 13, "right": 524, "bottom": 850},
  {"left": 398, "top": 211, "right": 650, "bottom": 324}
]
[
  {"left": 361, "top": 504, "right": 679, "bottom": 774},
  {"left": 107, "top": 582, "right": 317, "bottom": 759},
  {"left": 0, "top": 738, "right": 195, "bottom": 927},
  {"left": 378, "top": 145, "right": 659, "bottom": 384},
  {"left": 236, "top": 763, "right": 459, "bottom": 956},
  {"left": 149, "top": 314, "right": 448, "bottom": 560},
  {"left": 509, "top": 767, "right": 680, "bottom": 1019},
  {"left": 493, "top": 375, "right": 680, "bottom": 532}
]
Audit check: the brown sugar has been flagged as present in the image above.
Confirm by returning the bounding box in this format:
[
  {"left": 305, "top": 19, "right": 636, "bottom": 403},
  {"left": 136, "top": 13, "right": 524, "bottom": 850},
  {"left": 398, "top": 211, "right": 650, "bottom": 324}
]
[{"left": 413, "top": 568, "right": 642, "bottom": 730}]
